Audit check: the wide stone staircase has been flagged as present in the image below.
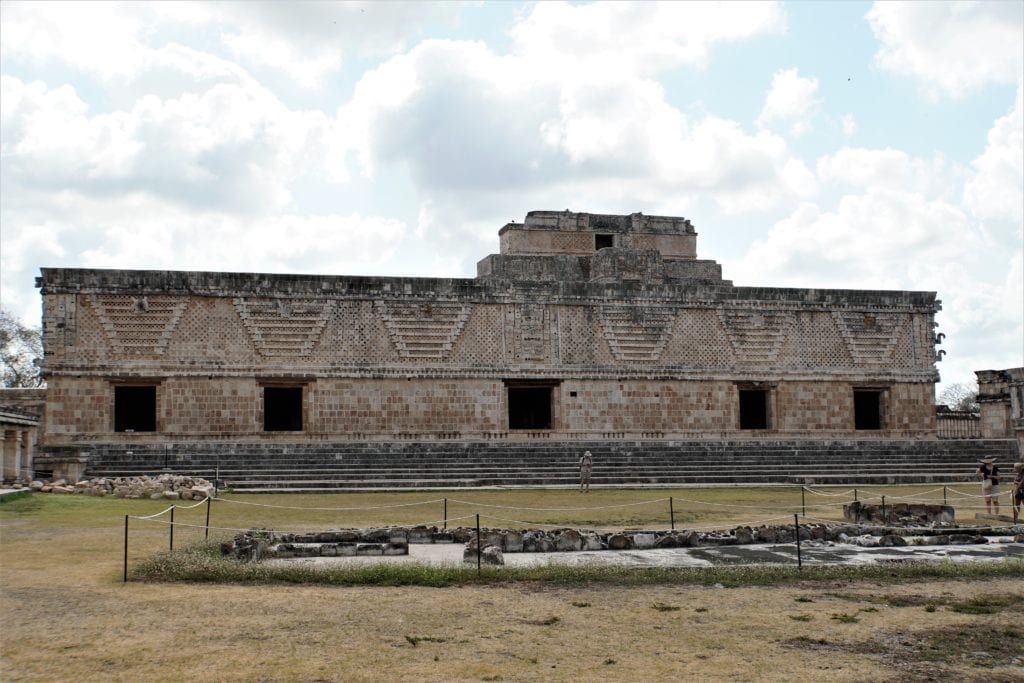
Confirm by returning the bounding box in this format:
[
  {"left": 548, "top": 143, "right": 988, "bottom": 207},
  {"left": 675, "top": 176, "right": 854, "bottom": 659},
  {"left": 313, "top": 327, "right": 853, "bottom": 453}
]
[{"left": 59, "top": 439, "right": 1021, "bottom": 492}]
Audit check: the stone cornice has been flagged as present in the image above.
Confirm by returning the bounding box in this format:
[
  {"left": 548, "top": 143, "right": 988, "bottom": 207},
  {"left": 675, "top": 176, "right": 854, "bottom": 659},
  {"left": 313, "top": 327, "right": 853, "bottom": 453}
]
[{"left": 37, "top": 268, "right": 940, "bottom": 311}]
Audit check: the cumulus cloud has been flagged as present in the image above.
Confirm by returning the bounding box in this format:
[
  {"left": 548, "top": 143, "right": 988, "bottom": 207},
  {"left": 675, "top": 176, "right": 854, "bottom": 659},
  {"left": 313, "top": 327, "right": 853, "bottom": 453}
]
[
  {"left": 737, "top": 188, "right": 981, "bottom": 290},
  {"left": 963, "top": 86, "right": 1024, "bottom": 225},
  {"left": 334, "top": 27, "right": 815, "bottom": 243},
  {"left": 0, "top": 1, "right": 456, "bottom": 90},
  {"left": 756, "top": 68, "right": 822, "bottom": 137},
  {"left": 867, "top": 1, "right": 1024, "bottom": 99},
  {"left": 816, "top": 147, "right": 955, "bottom": 197},
  {"left": 510, "top": 1, "right": 785, "bottom": 75},
  {"left": 1, "top": 75, "right": 330, "bottom": 213}
]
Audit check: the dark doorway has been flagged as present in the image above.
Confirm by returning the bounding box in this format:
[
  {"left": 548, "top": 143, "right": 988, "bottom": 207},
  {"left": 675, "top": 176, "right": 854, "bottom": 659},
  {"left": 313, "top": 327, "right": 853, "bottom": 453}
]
[
  {"left": 114, "top": 386, "right": 156, "bottom": 432},
  {"left": 508, "top": 387, "right": 552, "bottom": 429},
  {"left": 595, "top": 234, "right": 614, "bottom": 250},
  {"left": 738, "top": 389, "right": 769, "bottom": 429},
  {"left": 264, "top": 387, "right": 303, "bottom": 431},
  {"left": 854, "top": 391, "right": 882, "bottom": 430}
]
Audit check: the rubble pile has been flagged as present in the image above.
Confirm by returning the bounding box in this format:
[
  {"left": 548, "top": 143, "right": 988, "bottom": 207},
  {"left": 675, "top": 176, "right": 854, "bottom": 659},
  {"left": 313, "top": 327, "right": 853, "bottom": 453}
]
[{"left": 29, "top": 474, "right": 214, "bottom": 500}]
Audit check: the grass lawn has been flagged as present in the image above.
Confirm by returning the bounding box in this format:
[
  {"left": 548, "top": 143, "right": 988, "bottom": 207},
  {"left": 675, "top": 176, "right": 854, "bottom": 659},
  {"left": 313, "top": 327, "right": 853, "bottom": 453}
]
[{"left": 1, "top": 486, "right": 1021, "bottom": 682}]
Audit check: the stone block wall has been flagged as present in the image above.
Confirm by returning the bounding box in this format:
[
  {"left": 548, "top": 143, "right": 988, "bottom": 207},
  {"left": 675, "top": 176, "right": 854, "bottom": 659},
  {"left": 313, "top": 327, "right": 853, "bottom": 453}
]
[{"left": 35, "top": 211, "right": 941, "bottom": 447}]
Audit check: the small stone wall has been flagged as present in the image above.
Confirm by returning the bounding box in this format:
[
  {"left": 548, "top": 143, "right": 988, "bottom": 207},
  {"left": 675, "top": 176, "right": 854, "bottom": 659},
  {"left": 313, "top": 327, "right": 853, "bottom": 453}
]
[{"left": 842, "top": 501, "right": 954, "bottom": 524}]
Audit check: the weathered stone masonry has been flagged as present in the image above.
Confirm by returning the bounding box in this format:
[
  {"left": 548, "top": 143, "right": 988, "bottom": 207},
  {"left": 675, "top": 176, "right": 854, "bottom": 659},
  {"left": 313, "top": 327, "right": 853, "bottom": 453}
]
[{"left": 36, "top": 211, "right": 940, "bottom": 450}]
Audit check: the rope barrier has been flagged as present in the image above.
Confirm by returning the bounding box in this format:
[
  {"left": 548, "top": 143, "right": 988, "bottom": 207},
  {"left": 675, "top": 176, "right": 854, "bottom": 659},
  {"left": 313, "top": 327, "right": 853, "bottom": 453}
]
[
  {"left": 131, "top": 496, "right": 211, "bottom": 520},
  {"left": 478, "top": 514, "right": 571, "bottom": 529},
  {"left": 802, "top": 488, "right": 856, "bottom": 497}
]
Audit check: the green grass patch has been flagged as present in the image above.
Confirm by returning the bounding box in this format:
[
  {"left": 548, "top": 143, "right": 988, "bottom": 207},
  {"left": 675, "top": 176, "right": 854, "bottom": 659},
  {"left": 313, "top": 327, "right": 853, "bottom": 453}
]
[
  {"left": 130, "top": 543, "right": 1024, "bottom": 588},
  {"left": 0, "top": 490, "right": 33, "bottom": 504}
]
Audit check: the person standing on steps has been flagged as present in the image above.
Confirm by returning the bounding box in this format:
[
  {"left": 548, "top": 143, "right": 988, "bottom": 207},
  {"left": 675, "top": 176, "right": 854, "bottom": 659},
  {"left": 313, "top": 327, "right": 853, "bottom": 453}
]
[
  {"left": 976, "top": 457, "right": 1000, "bottom": 516},
  {"left": 579, "top": 450, "right": 593, "bottom": 493}
]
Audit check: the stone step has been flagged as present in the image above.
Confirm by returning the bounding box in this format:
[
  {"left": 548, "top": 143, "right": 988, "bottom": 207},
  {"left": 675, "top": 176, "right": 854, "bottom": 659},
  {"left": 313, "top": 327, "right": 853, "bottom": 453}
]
[{"left": 66, "top": 438, "right": 1019, "bottom": 491}]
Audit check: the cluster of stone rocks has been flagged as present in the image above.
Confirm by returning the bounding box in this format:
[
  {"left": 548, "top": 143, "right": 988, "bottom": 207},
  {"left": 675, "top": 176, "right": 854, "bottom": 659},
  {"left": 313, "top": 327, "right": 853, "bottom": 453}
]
[
  {"left": 29, "top": 474, "right": 214, "bottom": 500},
  {"left": 843, "top": 501, "right": 954, "bottom": 525},
  {"left": 223, "top": 521, "right": 1024, "bottom": 566}
]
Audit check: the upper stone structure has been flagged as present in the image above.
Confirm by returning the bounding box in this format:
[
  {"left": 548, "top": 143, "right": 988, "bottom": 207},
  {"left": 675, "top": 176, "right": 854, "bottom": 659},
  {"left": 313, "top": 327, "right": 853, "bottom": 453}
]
[
  {"left": 35, "top": 210, "right": 942, "bottom": 447},
  {"left": 479, "top": 210, "right": 723, "bottom": 284}
]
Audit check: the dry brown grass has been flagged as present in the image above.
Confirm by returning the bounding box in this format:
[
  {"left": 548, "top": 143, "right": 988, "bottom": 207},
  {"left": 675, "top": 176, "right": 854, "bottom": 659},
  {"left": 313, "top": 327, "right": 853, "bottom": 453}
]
[{"left": 2, "top": 487, "right": 1021, "bottom": 682}]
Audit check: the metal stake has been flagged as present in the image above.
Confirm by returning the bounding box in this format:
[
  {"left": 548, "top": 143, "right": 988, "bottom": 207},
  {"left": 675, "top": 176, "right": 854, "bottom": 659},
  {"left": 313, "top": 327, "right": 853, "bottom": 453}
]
[
  {"left": 475, "top": 513, "right": 481, "bottom": 575},
  {"left": 205, "top": 497, "right": 211, "bottom": 540},
  {"left": 444, "top": 498, "right": 448, "bottom": 530},
  {"left": 801, "top": 487, "right": 806, "bottom": 517},
  {"left": 123, "top": 515, "right": 129, "bottom": 583},
  {"left": 669, "top": 497, "right": 675, "bottom": 531},
  {"left": 169, "top": 506, "right": 175, "bottom": 552},
  {"left": 794, "top": 513, "right": 802, "bottom": 570}
]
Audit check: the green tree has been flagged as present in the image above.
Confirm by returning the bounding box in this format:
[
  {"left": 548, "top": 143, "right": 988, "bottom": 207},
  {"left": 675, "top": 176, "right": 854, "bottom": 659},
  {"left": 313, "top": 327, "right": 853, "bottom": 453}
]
[
  {"left": 938, "top": 381, "right": 978, "bottom": 412},
  {"left": 0, "top": 308, "right": 43, "bottom": 387}
]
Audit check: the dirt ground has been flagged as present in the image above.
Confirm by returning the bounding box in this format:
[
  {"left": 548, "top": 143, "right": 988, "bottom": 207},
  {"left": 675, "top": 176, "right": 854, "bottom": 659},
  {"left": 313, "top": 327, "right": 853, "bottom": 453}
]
[{"left": 2, "top": 491, "right": 1022, "bottom": 682}]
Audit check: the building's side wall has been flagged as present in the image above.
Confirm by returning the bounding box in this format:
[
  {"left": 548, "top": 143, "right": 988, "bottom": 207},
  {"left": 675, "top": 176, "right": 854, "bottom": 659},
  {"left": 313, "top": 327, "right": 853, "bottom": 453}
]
[{"left": 38, "top": 272, "right": 940, "bottom": 444}]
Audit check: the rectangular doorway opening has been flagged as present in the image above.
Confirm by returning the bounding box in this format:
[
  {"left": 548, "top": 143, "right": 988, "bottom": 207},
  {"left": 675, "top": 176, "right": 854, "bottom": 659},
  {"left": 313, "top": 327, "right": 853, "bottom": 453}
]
[
  {"left": 264, "top": 387, "right": 303, "bottom": 431},
  {"left": 738, "top": 389, "right": 769, "bottom": 430},
  {"left": 114, "top": 385, "right": 156, "bottom": 432},
  {"left": 854, "top": 390, "right": 882, "bottom": 430},
  {"left": 595, "top": 234, "right": 614, "bottom": 250},
  {"left": 508, "top": 386, "right": 553, "bottom": 429}
]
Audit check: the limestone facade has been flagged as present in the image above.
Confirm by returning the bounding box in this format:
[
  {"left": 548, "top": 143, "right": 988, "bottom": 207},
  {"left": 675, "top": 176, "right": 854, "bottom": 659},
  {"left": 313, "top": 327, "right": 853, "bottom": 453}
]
[
  {"left": 36, "top": 211, "right": 941, "bottom": 447},
  {"left": 976, "top": 367, "right": 1024, "bottom": 455},
  {"left": 0, "top": 388, "right": 44, "bottom": 483}
]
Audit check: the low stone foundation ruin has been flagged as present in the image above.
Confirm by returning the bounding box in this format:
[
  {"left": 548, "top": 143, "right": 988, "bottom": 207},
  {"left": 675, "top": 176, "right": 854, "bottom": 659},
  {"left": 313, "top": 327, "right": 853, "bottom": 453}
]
[
  {"left": 842, "top": 501, "right": 954, "bottom": 524},
  {"left": 222, "top": 521, "right": 1023, "bottom": 563}
]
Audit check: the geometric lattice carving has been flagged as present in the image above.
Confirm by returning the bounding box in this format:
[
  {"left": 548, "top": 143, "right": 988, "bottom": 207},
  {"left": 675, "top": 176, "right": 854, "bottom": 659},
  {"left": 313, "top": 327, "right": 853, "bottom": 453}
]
[
  {"left": 599, "top": 306, "right": 675, "bottom": 362},
  {"left": 90, "top": 295, "right": 188, "bottom": 356},
  {"left": 718, "top": 309, "right": 791, "bottom": 364},
  {"left": 832, "top": 311, "right": 903, "bottom": 365},
  {"left": 376, "top": 302, "right": 472, "bottom": 360},
  {"left": 233, "top": 298, "right": 333, "bottom": 357}
]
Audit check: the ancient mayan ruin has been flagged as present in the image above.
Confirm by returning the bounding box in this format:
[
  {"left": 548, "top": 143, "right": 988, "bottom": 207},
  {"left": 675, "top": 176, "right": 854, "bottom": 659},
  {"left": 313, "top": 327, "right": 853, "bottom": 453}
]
[{"left": 33, "top": 209, "right": 1002, "bottom": 489}]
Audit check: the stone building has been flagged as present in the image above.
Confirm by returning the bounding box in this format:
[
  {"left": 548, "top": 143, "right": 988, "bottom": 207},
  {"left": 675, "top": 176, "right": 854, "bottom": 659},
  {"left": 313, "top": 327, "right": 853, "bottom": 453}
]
[
  {"left": 976, "top": 368, "right": 1024, "bottom": 456},
  {"left": 34, "top": 210, "right": 966, "bottom": 485},
  {"left": 0, "top": 388, "right": 44, "bottom": 484}
]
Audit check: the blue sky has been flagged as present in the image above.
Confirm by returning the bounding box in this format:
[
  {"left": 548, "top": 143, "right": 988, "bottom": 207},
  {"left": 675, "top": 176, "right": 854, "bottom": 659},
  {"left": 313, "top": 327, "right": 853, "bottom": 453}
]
[{"left": 1, "top": 1, "right": 1021, "bottom": 394}]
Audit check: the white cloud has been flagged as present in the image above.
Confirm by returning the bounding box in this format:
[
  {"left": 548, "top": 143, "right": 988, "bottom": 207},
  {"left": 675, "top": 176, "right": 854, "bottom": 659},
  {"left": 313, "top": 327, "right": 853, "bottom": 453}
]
[
  {"left": 0, "top": 1, "right": 458, "bottom": 91},
  {"left": 335, "top": 33, "right": 815, "bottom": 237},
  {"left": 963, "top": 86, "right": 1024, "bottom": 225},
  {"left": 841, "top": 113, "right": 857, "bottom": 137},
  {"left": 816, "top": 147, "right": 954, "bottom": 197},
  {"left": 737, "top": 189, "right": 980, "bottom": 290},
  {"left": 867, "top": 1, "right": 1024, "bottom": 99},
  {"left": 511, "top": 1, "right": 786, "bottom": 75},
  {"left": 1, "top": 75, "right": 330, "bottom": 213},
  {"left": 756, "top": 68, "right": 822, "bottom": 137}
]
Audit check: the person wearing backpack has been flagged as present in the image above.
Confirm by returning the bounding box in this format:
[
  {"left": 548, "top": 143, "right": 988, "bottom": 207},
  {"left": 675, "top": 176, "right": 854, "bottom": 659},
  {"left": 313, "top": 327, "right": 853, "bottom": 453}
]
[
  {"left": 976, "top": 457, "right": 1000, "bottom": 516},
  {"left": 579, "top": 450, "right": 594, "bottom": 493}
]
